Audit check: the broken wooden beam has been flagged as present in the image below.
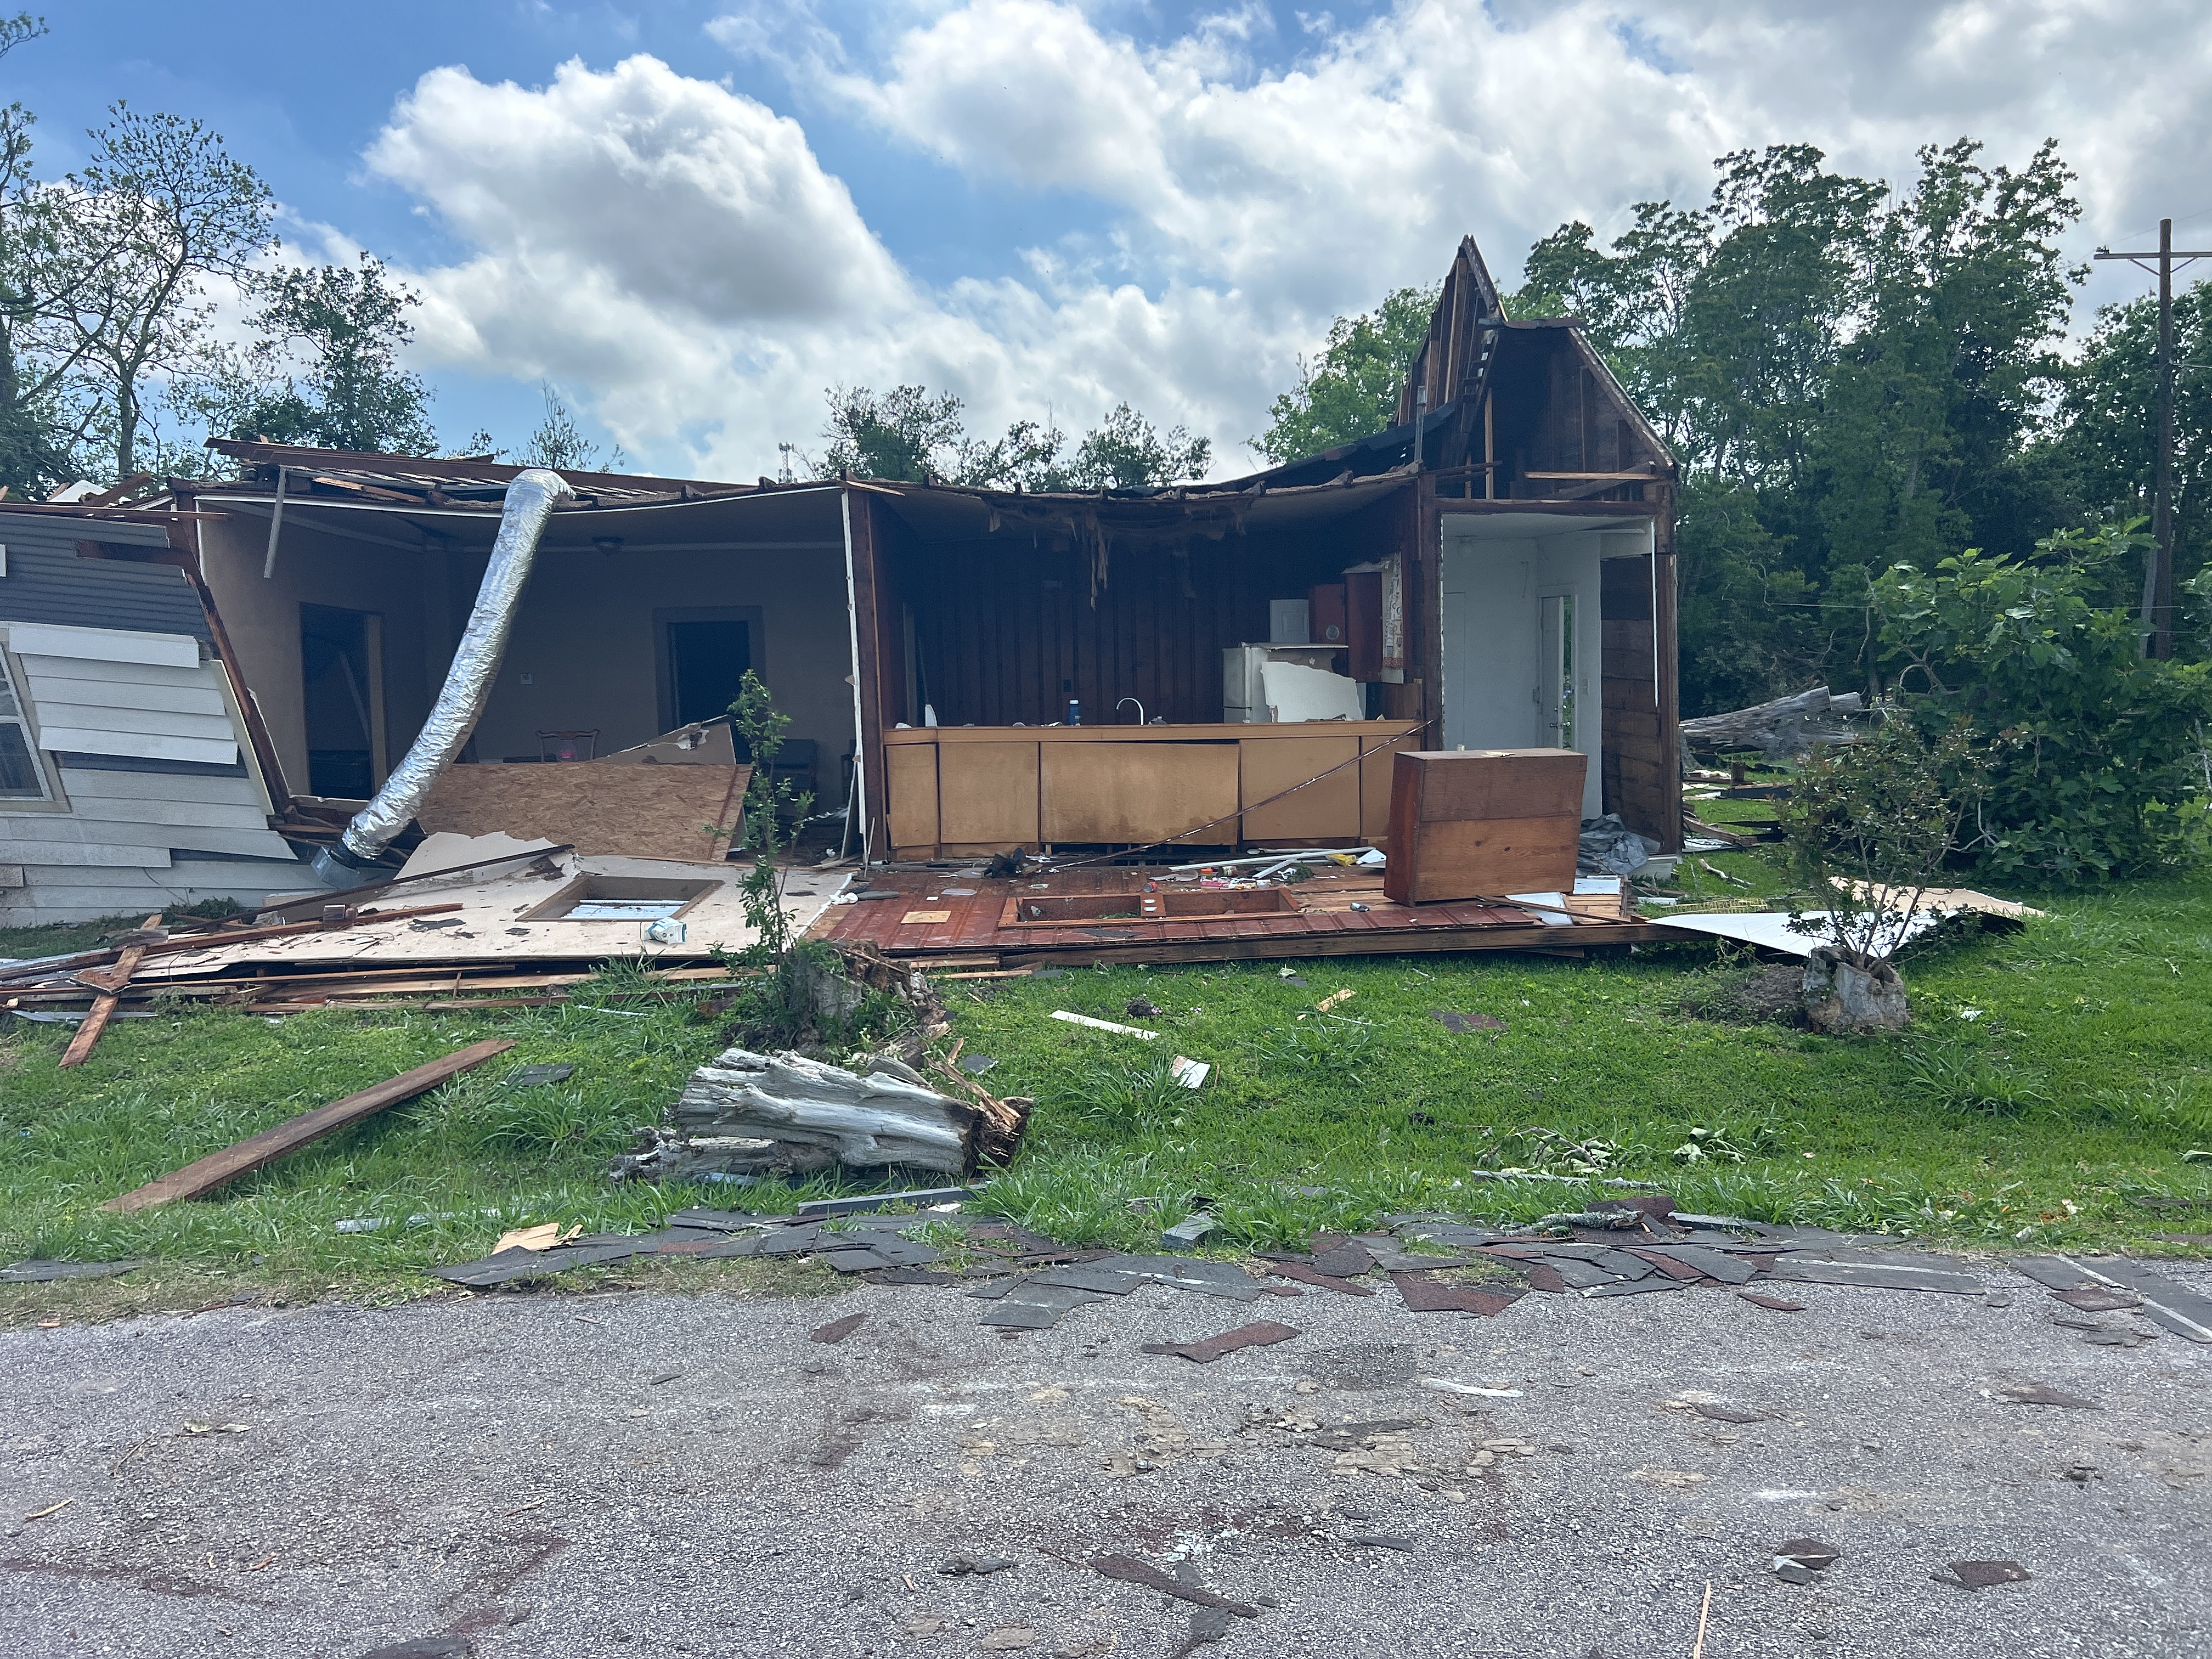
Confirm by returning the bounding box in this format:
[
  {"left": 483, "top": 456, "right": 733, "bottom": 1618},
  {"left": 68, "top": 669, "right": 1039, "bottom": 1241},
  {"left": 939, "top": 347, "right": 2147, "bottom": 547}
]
[
  {"left": 100, "top": 1037, "right": 516, "bottom": 1213},
  {"left": 58, "top": 914, "right": 162, "bottom": 1069}
]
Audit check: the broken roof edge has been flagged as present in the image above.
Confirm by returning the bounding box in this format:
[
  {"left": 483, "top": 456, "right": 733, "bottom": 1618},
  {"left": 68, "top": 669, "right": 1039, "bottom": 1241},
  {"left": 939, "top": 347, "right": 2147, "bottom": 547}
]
[{"left": 202, "top": 437, "right": 757, "bottom": 498}]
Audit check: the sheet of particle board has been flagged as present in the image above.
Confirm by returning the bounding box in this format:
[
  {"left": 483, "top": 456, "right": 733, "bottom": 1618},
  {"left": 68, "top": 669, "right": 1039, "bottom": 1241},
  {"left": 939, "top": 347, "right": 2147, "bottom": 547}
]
[
  {"left": 1238, "top": 733, "right": 1359, "bottom": 843},
  {"left": 1040, "top": 742, "right": 1238, "bottom": 845},
  {"left": 885, "top": 741, "right": 940, "bottom": 856},
  {"left": 418, "top": 762, "right": 747, "bottom": 863},
  {"left": 938, "top": 740, "right": 1040, "bottom": 847}
]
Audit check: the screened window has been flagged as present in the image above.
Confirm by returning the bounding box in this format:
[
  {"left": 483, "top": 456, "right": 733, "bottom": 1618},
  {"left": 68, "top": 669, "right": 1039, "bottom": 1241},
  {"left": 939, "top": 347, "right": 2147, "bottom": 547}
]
[{"left": 0, "top": 650, "right": 50, "bottom": 799}]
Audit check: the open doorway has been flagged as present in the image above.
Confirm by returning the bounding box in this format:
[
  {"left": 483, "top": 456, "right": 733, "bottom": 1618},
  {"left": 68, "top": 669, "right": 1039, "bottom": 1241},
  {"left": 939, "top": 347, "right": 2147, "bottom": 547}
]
[
  {"left": 300, "top": 603, "right": 384, "bottom": 798},
  {"left": 1539, "top": 590, "right": 1577, "bottom": 751},
  {"left": 658, "top": 607, "right": 757, "bottom": 732}
]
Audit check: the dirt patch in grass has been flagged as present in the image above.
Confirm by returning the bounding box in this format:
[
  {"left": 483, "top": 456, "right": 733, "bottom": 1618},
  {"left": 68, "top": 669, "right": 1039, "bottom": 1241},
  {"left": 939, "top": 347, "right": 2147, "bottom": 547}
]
[{"left": 1681, "top": 962, "right": 1807, "bottom": 1027}]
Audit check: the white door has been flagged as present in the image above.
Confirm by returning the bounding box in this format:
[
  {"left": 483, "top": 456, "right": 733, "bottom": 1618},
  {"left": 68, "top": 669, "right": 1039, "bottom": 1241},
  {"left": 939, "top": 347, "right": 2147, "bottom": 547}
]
[{"left": 1539, "top": 591, "right": 1577, "bottom": 751}]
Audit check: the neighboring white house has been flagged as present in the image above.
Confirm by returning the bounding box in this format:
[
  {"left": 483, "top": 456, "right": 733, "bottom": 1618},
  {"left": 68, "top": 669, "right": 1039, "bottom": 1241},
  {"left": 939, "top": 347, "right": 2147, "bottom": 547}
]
[{"left": 1, "top": 511, "right": 302, "bottom": 927}]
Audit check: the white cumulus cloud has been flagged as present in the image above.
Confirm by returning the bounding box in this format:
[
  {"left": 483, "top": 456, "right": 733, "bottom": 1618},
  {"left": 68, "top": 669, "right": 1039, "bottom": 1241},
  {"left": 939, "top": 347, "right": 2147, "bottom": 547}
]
[{"left": 363, "top": 2, "right": 2212, "bottom": 479}]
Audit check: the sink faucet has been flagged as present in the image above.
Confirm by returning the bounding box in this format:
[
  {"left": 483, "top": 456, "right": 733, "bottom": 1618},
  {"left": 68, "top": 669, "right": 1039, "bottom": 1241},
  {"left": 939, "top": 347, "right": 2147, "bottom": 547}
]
[{"left": 1117, "top": 697, "right": 1146, "bottom": 725}]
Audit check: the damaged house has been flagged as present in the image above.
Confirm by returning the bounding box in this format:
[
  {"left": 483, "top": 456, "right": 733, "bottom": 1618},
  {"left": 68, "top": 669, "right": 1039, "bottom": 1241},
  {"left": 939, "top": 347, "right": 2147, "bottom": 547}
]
[{"left": 2, "top": 233, "right": 1681, "bottom": 971}]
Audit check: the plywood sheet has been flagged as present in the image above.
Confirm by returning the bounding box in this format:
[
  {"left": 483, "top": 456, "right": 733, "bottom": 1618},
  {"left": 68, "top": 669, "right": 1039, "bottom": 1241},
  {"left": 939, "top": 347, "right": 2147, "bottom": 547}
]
[
  {"left": 1239, "top": 733, "right": 1359, "bottom": 843},
  {"left": 1385, "top": 814, "right": 1579, "bottom": 904},
  {"left": 885, "top": 742, "right": 939, "bottom": 856},
  {"left": 1394, "top": 749, "right": 1587, "bottom": 821},
  {"left": 939, "top": 741, "right": 1040, "bottom": 845},
  {"left": 1041, "top": 742, "right": 1238, "bottom": 845},
  {"left": 418, "top": 762, "right": 747, "bottom": 863}
]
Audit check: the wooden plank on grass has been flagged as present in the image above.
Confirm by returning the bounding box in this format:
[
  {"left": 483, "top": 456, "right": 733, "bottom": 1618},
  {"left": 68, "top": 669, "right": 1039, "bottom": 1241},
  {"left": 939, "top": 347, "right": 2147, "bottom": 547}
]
[
  {"left": 100, "top": 1037, "right": 515, "bottom": 1213},
  {"left": 58, "top": 913, "right": 161, "bottom": 1069}
]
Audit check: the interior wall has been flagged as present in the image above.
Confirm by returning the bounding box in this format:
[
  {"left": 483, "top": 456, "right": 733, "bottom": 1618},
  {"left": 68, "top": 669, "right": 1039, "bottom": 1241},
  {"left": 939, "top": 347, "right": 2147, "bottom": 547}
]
[
  {"left": 194, "top": 514, "right": 438, "bottom": 796},
  {"left": 895, "top": 498, "right": 1408, "bottom": 730},
  {"left": 1438, "top": 522, "right": 1610, "bottom": 820},
  {"left": 473, "top": 544, "right": 853, "bottom": 780}
]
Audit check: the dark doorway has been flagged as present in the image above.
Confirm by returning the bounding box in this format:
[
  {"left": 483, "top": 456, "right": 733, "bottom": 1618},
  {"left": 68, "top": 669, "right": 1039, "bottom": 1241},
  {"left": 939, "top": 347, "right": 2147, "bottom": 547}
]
[
  {"left": 666, "top": 618, "right": 751, "bottom": 728},
  {"left": 301, "top": 603, "right": 382, "bottom": 798}
]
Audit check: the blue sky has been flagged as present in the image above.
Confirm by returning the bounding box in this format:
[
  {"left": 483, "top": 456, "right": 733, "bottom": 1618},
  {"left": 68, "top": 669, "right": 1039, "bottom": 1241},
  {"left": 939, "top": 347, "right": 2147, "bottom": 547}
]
[{"left": 21, "top": 2, "right": 2212, "bottom": 478}]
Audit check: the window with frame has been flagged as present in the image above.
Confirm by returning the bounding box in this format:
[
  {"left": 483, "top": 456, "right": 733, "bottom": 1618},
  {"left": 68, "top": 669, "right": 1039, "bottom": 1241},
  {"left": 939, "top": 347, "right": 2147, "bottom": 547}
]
[{"left": 0, "top": 648, "right": 52, "bottom": 799}]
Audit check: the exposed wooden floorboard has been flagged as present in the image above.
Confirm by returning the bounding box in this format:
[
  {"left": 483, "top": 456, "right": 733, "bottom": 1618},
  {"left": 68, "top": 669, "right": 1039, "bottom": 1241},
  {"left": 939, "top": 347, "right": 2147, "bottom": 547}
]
[{"left": 815, "top": 866, "right": 1667, "bottom": 968}]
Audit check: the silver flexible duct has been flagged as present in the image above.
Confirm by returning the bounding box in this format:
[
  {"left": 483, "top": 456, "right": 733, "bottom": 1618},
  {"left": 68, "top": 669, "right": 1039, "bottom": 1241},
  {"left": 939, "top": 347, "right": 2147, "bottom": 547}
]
[{"left": 312, "top": 468, "right": 573, "bottom": 884}]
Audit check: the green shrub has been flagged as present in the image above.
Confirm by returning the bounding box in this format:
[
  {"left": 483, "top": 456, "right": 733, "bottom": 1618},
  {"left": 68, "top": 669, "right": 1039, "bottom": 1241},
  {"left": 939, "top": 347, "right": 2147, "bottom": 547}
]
[{"left": 1871, "top": 521, "right": 2212, "bottom": 881}]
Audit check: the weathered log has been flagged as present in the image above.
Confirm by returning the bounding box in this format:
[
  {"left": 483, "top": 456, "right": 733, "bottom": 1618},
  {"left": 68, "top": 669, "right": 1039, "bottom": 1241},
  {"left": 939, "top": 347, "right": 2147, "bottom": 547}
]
[{"left": 1680, "top": 685, "right": 1865, "bottom": 757}]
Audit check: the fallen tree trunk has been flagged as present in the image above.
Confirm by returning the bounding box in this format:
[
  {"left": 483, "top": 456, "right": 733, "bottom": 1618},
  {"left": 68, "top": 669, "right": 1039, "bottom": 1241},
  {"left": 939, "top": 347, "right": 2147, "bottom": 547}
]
[
  {"left": 620, "top": 1048, "right": 987, "bottom": 1181},
  {"left": 1680, "top": 685, "right": 1865, "bottom": 757}
]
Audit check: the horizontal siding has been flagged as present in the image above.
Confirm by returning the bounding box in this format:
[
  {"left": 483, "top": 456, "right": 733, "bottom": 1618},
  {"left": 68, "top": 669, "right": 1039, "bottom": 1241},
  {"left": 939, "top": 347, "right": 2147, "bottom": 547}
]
[
  {"left": 26, "top": 672, "right": 228, "bottom": 718},
  {"left": 52, "top": 750, "right": 248, "bottom": 778},
  {"left": 19, "top": 653, "right": 218, "bottom": 691},
  {"left": 29, "top": 698, "right": 236, "bottom": 744},
  {"left": 57, "top": 767, "right": 268, "bottom": 806},
  {"left": 33, "top": 726, "right": 236, "bottom": 767},
  {"left": 0, "top": 836, "right": 170, "bottom": 866},
  {"left": 4, "top": 620, "right": 200, "bottom": 668},
  {"left": 0, "top": 518, "right": 210, "bottom": 642},
  {"left": 64, "top": 793, "right": 271, "bottom": 832},
  {"left": 0, "top": 866, "right": 289, "bottom": 926}
]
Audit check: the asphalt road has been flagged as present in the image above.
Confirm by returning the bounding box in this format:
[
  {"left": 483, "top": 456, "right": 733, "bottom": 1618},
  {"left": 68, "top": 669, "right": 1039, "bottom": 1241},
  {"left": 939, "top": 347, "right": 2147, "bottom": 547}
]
[{"left": 4, "top": 1255, "right": 2208, "bottom": 1659}]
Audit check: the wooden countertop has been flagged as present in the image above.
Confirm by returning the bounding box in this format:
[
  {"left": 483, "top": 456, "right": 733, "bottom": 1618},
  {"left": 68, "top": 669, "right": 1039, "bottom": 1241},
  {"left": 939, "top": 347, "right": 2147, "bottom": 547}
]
[{"left": 883, "top": 720, "right": 1421, "bottom": 744}]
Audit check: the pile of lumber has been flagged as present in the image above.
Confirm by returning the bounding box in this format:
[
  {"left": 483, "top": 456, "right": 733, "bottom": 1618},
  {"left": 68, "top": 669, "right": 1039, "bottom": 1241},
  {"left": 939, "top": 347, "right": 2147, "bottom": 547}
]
[{"left": 0, "top": 904, "right": 752, "bottom": 1036}]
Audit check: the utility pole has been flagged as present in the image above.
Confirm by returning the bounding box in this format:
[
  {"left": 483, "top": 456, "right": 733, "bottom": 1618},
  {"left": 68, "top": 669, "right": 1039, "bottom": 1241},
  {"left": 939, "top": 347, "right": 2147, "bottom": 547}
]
[{"left": 2095, "top": 219, "right": 2211, "bottom": 658}]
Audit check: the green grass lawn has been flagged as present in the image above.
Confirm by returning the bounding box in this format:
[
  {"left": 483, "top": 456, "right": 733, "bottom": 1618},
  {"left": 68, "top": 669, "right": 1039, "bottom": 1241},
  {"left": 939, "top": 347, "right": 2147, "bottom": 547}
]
[{"left": 6, "top": 844, "right": 2210, "bottom": 1324}]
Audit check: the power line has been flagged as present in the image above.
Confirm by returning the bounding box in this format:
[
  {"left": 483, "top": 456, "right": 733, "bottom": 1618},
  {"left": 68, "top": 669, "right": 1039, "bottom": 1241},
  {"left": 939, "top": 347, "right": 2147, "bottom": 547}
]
[{"left": 2094, "top": 219, "right": 2212, "bottom": 659}]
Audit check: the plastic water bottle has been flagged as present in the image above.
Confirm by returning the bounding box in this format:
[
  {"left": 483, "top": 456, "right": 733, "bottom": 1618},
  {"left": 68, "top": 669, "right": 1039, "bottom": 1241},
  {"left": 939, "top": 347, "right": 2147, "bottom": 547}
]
[{"left": 1064, "top": 679, "right": 1081, "bottom": 725}]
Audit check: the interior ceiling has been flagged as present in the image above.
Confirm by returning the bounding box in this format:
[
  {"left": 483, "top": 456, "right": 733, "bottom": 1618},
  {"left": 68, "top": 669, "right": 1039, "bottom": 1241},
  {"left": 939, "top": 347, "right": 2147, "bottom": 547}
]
[
  {"left": 1442, "top": 510, "right": 1654, "bottom": 541},
  {"left": 870, "top": 473, "right": 1412, "bottom": 544}
]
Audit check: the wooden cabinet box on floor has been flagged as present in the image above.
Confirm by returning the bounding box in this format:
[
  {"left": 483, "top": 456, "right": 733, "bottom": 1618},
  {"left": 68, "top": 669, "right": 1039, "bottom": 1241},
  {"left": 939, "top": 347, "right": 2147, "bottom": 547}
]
[{"left": 1383, "top": 748, "right": 1585, "bottom": 904}]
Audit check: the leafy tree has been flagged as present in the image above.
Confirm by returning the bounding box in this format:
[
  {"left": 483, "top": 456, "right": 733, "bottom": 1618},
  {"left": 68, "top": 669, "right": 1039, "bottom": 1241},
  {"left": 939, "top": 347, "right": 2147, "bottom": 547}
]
[
  {"left": 1254, "top": 284, "right": 1437, "bottom": 463},
  {"left": 815, "top": 385, "right": 1209, "bottom": 489},
  {"left": 520, "top": 381, "right": 620, "bottom": 472},
  {"left": 817, "top": 382, "right": 968, "bottom": 481},
  {"left": 1064, "top": 402, "right": 1209, "bottom": 489},
  {"left": 1872, "top": 520, "right": 2212, "bottom": 881},
  {"left": 0, "top": 13, "right": 86, "bottom": 495},
  {"left": 2020, "top": 277, "right": 2212, "bottom": 614},
  {"left": 42, "top": 104, "right": 274, "bottom": 479},
  {"left": 1506, "top": 139, "right": 2082, "bottom": 715},
  {"left": 208, "top": 254, "right": 436, "bottom": 454}
]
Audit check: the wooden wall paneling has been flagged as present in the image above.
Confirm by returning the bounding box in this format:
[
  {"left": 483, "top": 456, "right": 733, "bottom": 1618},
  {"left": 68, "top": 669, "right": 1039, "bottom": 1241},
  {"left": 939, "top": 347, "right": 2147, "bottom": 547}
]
[
  {"left": 1238, "top": 732, "right": 1359, "bottom": 843},
  {"left": 1040, "top": 741, "right": 1237, "bottom": 845},
  {"left": 937, "top": 740, "right": 1040, "bottom": 848},
  {"left": 1651, "top": 483, "right": 1683, "bottom": 851},
  {"left": 884, "top": 740, "right": 940, "bottom": 856}
]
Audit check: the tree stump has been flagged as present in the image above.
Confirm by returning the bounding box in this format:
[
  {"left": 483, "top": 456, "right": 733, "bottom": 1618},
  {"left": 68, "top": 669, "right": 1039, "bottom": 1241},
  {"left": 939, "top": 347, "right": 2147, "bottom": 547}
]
[{"left": 1801, "top": 946, "right": 1908, "bottom": 1034}]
